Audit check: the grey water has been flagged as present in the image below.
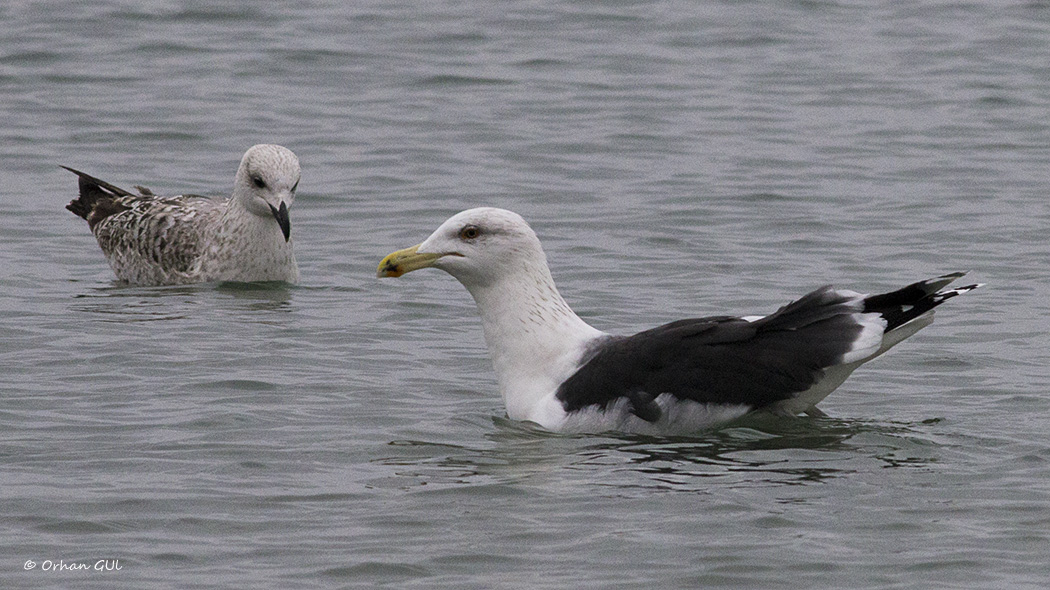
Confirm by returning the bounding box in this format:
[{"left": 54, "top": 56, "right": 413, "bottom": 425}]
[{"left": 2, "top": 1, "right": 1049, "bottom": 588}]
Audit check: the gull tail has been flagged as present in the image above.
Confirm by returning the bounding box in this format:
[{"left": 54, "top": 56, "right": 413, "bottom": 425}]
[
  {"left": 62, "top": 166, "right": 134, "bottom": 230},
  {"left": 863, "top": 272, "right": 983, "bottom": 332}
]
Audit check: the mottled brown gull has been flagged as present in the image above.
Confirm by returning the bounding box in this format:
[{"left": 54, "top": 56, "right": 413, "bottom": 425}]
[
  {"left": 65, "top": 144, "right": 301, "bottom": 286},
  {"left": 378, "top": 207, "right": 982, "bottom": 435}
]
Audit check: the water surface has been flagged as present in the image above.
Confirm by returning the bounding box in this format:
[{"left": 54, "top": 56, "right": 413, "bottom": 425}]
[{"left": 2, "top": 1, "right": 1049, "bottom": 588}]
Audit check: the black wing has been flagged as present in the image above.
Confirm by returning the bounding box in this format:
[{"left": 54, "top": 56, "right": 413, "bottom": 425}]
[
  {"left": 556, "top": 273, "right": 980, "bottom": 422},
  {"left": 555, "top": 286, "right": 868, "bottom": 420}
]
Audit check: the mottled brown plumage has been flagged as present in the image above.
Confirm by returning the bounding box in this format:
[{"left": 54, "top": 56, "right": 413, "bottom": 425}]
[{"left": 65, "top": 144, "right": 301, "bottom": 286}]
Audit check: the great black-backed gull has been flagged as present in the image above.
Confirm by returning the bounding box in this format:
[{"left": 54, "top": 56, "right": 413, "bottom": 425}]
[
  {"left": 65, "top": 144, "right": 301, "bottom": 286},
  {"left": 378, "top": 207, "right": 981, "bottom": 435}
]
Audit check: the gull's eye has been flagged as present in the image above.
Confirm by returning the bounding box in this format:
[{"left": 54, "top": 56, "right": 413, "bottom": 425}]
[
  {"left": 251, "top": 175, "right": 267, "bottom": 189},
  {"left": 459, "top": 225, "right": 480, "bottom": 240},
  {"left": 290, "top": 179, "right": 299, "bottom": 193}
]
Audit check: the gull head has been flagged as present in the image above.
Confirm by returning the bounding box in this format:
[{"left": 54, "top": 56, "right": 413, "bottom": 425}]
[
  {"left": 233, "top": 144, "right": 300, "bottom": 241},
  {"left": 378, "top": 208, "right": 603, "bottom": 425},
  {"left": 377, "top": 207, "right": 549, "bottom": 291}
]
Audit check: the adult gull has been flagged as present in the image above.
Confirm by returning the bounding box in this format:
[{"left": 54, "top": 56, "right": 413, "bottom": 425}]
[
  {"left": 377, "top": 207, "right": 981, "bottom": 435},
  {"left": 65, "top": 144, "right": 301, "bottom": 286}
]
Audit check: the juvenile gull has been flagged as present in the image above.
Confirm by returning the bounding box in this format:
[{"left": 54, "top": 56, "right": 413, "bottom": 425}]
[
  {"left": 378, "top": 207, "right": 982, "bottom": 435},
  {"left": 65, "top": 144, "right": 301, "bottom": 286}
]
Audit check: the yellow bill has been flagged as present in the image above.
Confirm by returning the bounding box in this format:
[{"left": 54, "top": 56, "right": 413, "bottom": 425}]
[{"left": 377, "top": 244, "right": 445, "bottom": 278}]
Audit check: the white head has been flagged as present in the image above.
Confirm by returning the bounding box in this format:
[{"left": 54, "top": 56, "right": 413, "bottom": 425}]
[
  {"left": 232, "top": 144, "right": 301, "bottom": 241},
  {"left": 376, "top": 207, "right": 554, "bottom": 291}
]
